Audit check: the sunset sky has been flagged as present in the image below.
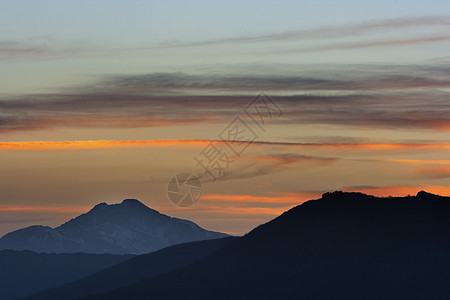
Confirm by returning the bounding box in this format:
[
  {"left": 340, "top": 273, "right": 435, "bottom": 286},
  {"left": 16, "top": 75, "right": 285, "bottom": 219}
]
[{"left": 1, "top": 0, "right": 449, "bottom": 236}]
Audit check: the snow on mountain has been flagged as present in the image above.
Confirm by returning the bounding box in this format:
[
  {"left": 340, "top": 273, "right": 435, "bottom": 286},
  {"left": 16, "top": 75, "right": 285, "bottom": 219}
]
[{"left": 0, "top": 199, "right": 228, "bottom": 254}]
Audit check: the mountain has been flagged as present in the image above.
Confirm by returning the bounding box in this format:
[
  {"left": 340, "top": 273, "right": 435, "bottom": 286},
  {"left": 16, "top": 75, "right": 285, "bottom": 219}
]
[
  {"left": 0, "top": 199, "right": 227, "bottom": 254},
  {"left": 0, "top": 250, "right": 133, "bottom": 300},
  {"left": 23, "top": 237, "right": 236, "bottom": 300},
  {"left": 79, "top": 191, "right": 450, "bottom": 300}
]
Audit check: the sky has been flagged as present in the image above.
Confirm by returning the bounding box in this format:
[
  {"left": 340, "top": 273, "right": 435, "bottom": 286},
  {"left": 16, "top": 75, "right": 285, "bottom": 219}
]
[{"left": 0, "top": 0, "right": 449, "bottom": 236}]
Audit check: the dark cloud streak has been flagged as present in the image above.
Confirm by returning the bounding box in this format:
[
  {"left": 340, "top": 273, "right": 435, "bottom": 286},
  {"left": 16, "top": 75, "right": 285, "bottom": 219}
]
[
  {"left": 149, "top": 16, "right": 450, "bottom": 49},
  {"left": 201, "top": 154, "right": 338, "bottom": 183},
  {"left": 1, "top": 63, "right": 449, "bottom": 133},
  {"left": 290, "top": 35, "right": 450, "bottom": 53},
  {"left": 2, "top": 16, "right": 449, "bottom": 60}
]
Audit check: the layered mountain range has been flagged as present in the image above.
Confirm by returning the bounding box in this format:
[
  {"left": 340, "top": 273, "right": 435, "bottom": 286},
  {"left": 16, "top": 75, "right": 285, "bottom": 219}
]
[{"left": 4, "top": 190, "right": 450, "bottom": 299}]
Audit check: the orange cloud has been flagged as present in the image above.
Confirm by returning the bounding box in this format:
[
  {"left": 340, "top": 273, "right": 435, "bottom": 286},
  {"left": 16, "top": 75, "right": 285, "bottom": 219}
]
[
  {"left": 1, "top": 139, "right": 449, "bottom": 151},
  {"left": 0, "top": 139, "right": 209, "bottom": 151},
  {"left": 163, "top": 203, "right": 295, "bottom": 217},
  {"left": 161, "top": 192, "right": 320, "bottom": 219},
  {"left": 202, "top": 193, "right": 307, "bottom": 205},
  {"left": 0, "top": 205, "right": 89, "bottom": 213},
  {"left": 384, "top": 159, "right": 450, "bottom": 165}
]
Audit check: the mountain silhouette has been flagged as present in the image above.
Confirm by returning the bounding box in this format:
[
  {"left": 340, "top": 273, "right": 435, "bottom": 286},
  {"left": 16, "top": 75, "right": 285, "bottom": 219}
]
[
  {"left": 0, "top": 199, "right": 227, "bottom": 254},
  {"left": 23, "top": 237, "right": 236, "bottom": 300},
  {"left": 0, "top": 250, "right": 132, "bottom": 300},
  {"left": 73, "top": 190, "right": 450, "bottom": 300}
]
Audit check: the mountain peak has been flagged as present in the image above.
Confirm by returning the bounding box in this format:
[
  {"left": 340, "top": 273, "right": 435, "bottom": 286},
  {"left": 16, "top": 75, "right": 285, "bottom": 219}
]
[
  {"left": 416, "top": 190, "right": 432, "bottom": 196},
  {"left": 321, "top": 190, "right": 367, "bottom": 200},
  {"left": 89, "top": 199, "right": 147, "bottom": 212},
  {"left": 121, "top": 199, "right": 145, "bottom": 206},
  {"left": 0, "top": 198, "right": 227, "bottom": 254},
  {"left": 92, "top": 202, "right": 107, "bottom": 210},
  {"left": 416, "top": 190, "right": 442, "bottom": 199}
]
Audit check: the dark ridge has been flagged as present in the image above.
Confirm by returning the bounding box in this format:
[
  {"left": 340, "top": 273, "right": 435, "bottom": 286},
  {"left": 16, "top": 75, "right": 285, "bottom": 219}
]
[
  {"left": 91, "top": 203, "right": 107, "bottom": 210},
  {"left": 0, "top": 250, "right": 133, "bottom": 300},
  {"left": 81, "top": 191, "right": 450, "bottom": 300},
  {"left": 23, "top": 237, "right": 236, "bottom": 300}
]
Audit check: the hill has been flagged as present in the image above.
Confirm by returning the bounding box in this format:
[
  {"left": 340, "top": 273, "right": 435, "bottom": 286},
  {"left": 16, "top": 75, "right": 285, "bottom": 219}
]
[{"left": 82, "top": 191, "right": 450, "bottom": 299}]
